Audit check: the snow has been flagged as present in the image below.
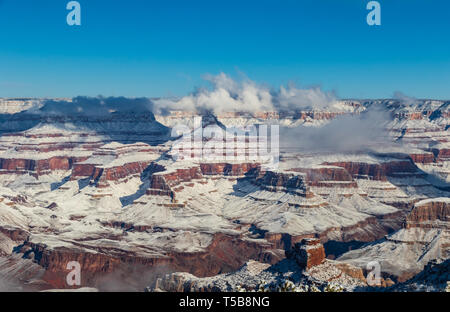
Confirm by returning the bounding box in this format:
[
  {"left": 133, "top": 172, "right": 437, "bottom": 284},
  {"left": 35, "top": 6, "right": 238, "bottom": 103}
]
[
  {"left": 415, "top": 197, "right": 450, "bottom": 206},
  {"left": 0, "top": 98, "right": 448, "bottom": 290},
  {"left": 41, "top": 287, "right": 99, "bottom": 292}
]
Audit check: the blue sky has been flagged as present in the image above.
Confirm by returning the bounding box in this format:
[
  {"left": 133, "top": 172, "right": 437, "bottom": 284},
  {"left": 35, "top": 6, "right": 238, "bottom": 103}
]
[{"left": 0, "top": 0, "right": 449, "bottom": 99}]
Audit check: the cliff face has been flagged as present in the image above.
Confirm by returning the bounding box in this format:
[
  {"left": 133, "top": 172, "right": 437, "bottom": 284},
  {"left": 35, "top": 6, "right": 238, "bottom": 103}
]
[
  {"left": 263, "top": 209, "right": 403, "bottom": 252},
  {"left": 246, "top": 169, "right": 311, "bottom": 197},
  {"left": 391, "top": 259, "right": 450, "bottom": 292},
  {"left": 200, "top": 163, "right": 260, "bottom": 176},
  {"left": 255, "top": 171, "right": 306, "bottom": 190},
  {"left": 0, "top": 157, "right": 76, "bottom": 176},
  {"left": 16, "top": 232, "right": 280, "bottom": 288},
  {"left": 409, "top": 153, "right": 436, "bottom": 164},
  {"left": 406, "top": 199, "right": 450, "bottom": 228},
  {"left": 337, "top": 197, "right": 449, "bottom": 282},
  {"left": 409, "top": 148, "right": 450, "bottom": 164},
  {"left": 147, "top": 163, "right": 262, "bottom": 200},
  {"left": 71, "top": 163, "right": 101, "bottom": 180},
  {"left": 76, "top": 161, "right": 152, "bottom": 187},
  {"left": 434, "top": 148, "right": 450, "bottom": 161},
  {"left": 324, "top": 160, "right": 420, "bottom": 181},
  {"left": 156, "top": 167, "right": 203, "bottom": 187},
  {"left": 169, "top": 233, "right": 280, "bottom": 277},
  {"left": 290, "top": 167, "right": 358, "bottom": 188},
  {"left": 0, "top": 153, "right": 156, "bottom": 186},
  {"left": 0, "top": 226, "right": 29, "bottom": 242}
]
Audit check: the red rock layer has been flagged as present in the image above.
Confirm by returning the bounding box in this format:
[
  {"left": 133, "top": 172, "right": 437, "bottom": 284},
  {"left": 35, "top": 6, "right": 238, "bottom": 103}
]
[
  {"left": 147, "top": 163, "right": 261, "bottom": 199},
  {"left": 0, "top": 226, "right": 29, "bottom": 241},
  {"left": 200, "top": 163, "right": 260, "bottom": 176},
  {"left": 20, "top": 233, "right": 280, "bottom": 289},
  {"left": 290, "top": 111, "right": 346, "bottom": 121},
  {"left": 0, "top": 156, "right": 79, "bottom": 176},
  {"left": 71, "top": 161, "right": 152, "bottom": 187},
  {"left": 290, "top": 167, "right": 358, "bottom": 188},
  {"left": 324, "top": 160, "right": 419, "bottom": 181},
  {"left": 409, "top": 153, "right": 436, "bottom": 164},
  {"left": 216, "top": 111, "right": 348, "bottom": 120},
  {"left": 248, "top": 169, "right": 311, "bottom": 197},
  {"left": 433, "top": 148, "right": 450, "bottom": 161},
  {"left": 406, "top": 200, "right": 449, "bottom": 228},
  {"left": 287, "top": 238, "right": 326, "bottom": 269}
]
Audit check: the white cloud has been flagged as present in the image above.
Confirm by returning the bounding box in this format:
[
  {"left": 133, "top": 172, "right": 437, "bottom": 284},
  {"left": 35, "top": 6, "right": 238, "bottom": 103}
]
[{"left": 152, "top": 73, "right": 339, "bottom": 115}]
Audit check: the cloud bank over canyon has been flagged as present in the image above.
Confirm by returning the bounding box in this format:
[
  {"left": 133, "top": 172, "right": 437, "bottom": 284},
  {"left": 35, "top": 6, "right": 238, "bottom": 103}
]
[{"left": 152, "top": 73, "right": 342, "bottom": 115}]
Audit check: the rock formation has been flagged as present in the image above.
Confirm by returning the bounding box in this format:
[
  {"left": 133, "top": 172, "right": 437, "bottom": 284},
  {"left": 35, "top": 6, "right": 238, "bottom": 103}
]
[{"left": 288, "top": 238, "right": 326, "bottom": 269}]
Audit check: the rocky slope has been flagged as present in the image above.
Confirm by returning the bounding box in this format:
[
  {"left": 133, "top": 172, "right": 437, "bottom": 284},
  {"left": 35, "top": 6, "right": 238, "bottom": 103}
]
[
  {"left": 337, "top": 198, "right": 449, "bottom": 282},
  {"left": 388, "top": 259, "right": 450, "bottom": 292}
]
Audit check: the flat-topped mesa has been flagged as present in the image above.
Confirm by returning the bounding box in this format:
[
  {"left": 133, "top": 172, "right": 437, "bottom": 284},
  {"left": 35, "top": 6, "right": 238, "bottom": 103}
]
[
  {"left": 147, "top": 163, "right": 262, "bottom": 200},
  {"left": 0, "top": 156, "right": 79, "bottom": 177},
  {"left": 147, "top": 167, "right": 202, "bottom": 200},
  {"left": 71, "top": 161, "right": 152, "bottom": 187},
  {"left": 97, "top": 161, "right": 152, "bottom": 187},
  {"left": 393, "top": 109, "right": 450, "bottom": 121},
  {"left": 158, "top": 109, "right": 354, "bottom": 124},
  {"left": 248, "top": 169, "right": 311, "bottom": 197},
  {"left": 287, "top": 238, "right": 326, "bottom": 269},
  {"left": 71, "top": 163, "right": 102, "bottom": 180},
  {"left": 409, "top": 152, "right": 436, "bottom": 164},
  {"left": 200, "top": 163, "right": 260, "bottom": 176},
  {"left": 406, "top": 198, "right": 450, "bottom": 229},
  {"left": 289, "top": 167, "right": 357, "bottom": 188},
  {"left": 154, "top": 167, "right": 203, "bottom": 188},
  {"left": 323, "top": 160, "right": 420, "bottom": 181},
  {"left": 103, "top": 162, "right": 151, "bottom": 181},
  {"left": 1, "top": 110, "right": 161, "bottom": 125},
  {"left": 394, "top": 112, "right": 434, "bottom": 121},
  {"left": 0, "top": 139, "right": 101, "bottom": 154},
  {"left": 221, "top": 110, "right": 349, "bottom": 120},
  {"left": 151, "top": 163, "right": 262, "bottom": 187},
  {"left": 409, "top": 147, "right": 450, "bottom": 164},
  {"left": 67, "top": 144, "right": 166, "bottom": 186},
  {"left": 290, "top": 111, "right": 347, "bottom": 121}
]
